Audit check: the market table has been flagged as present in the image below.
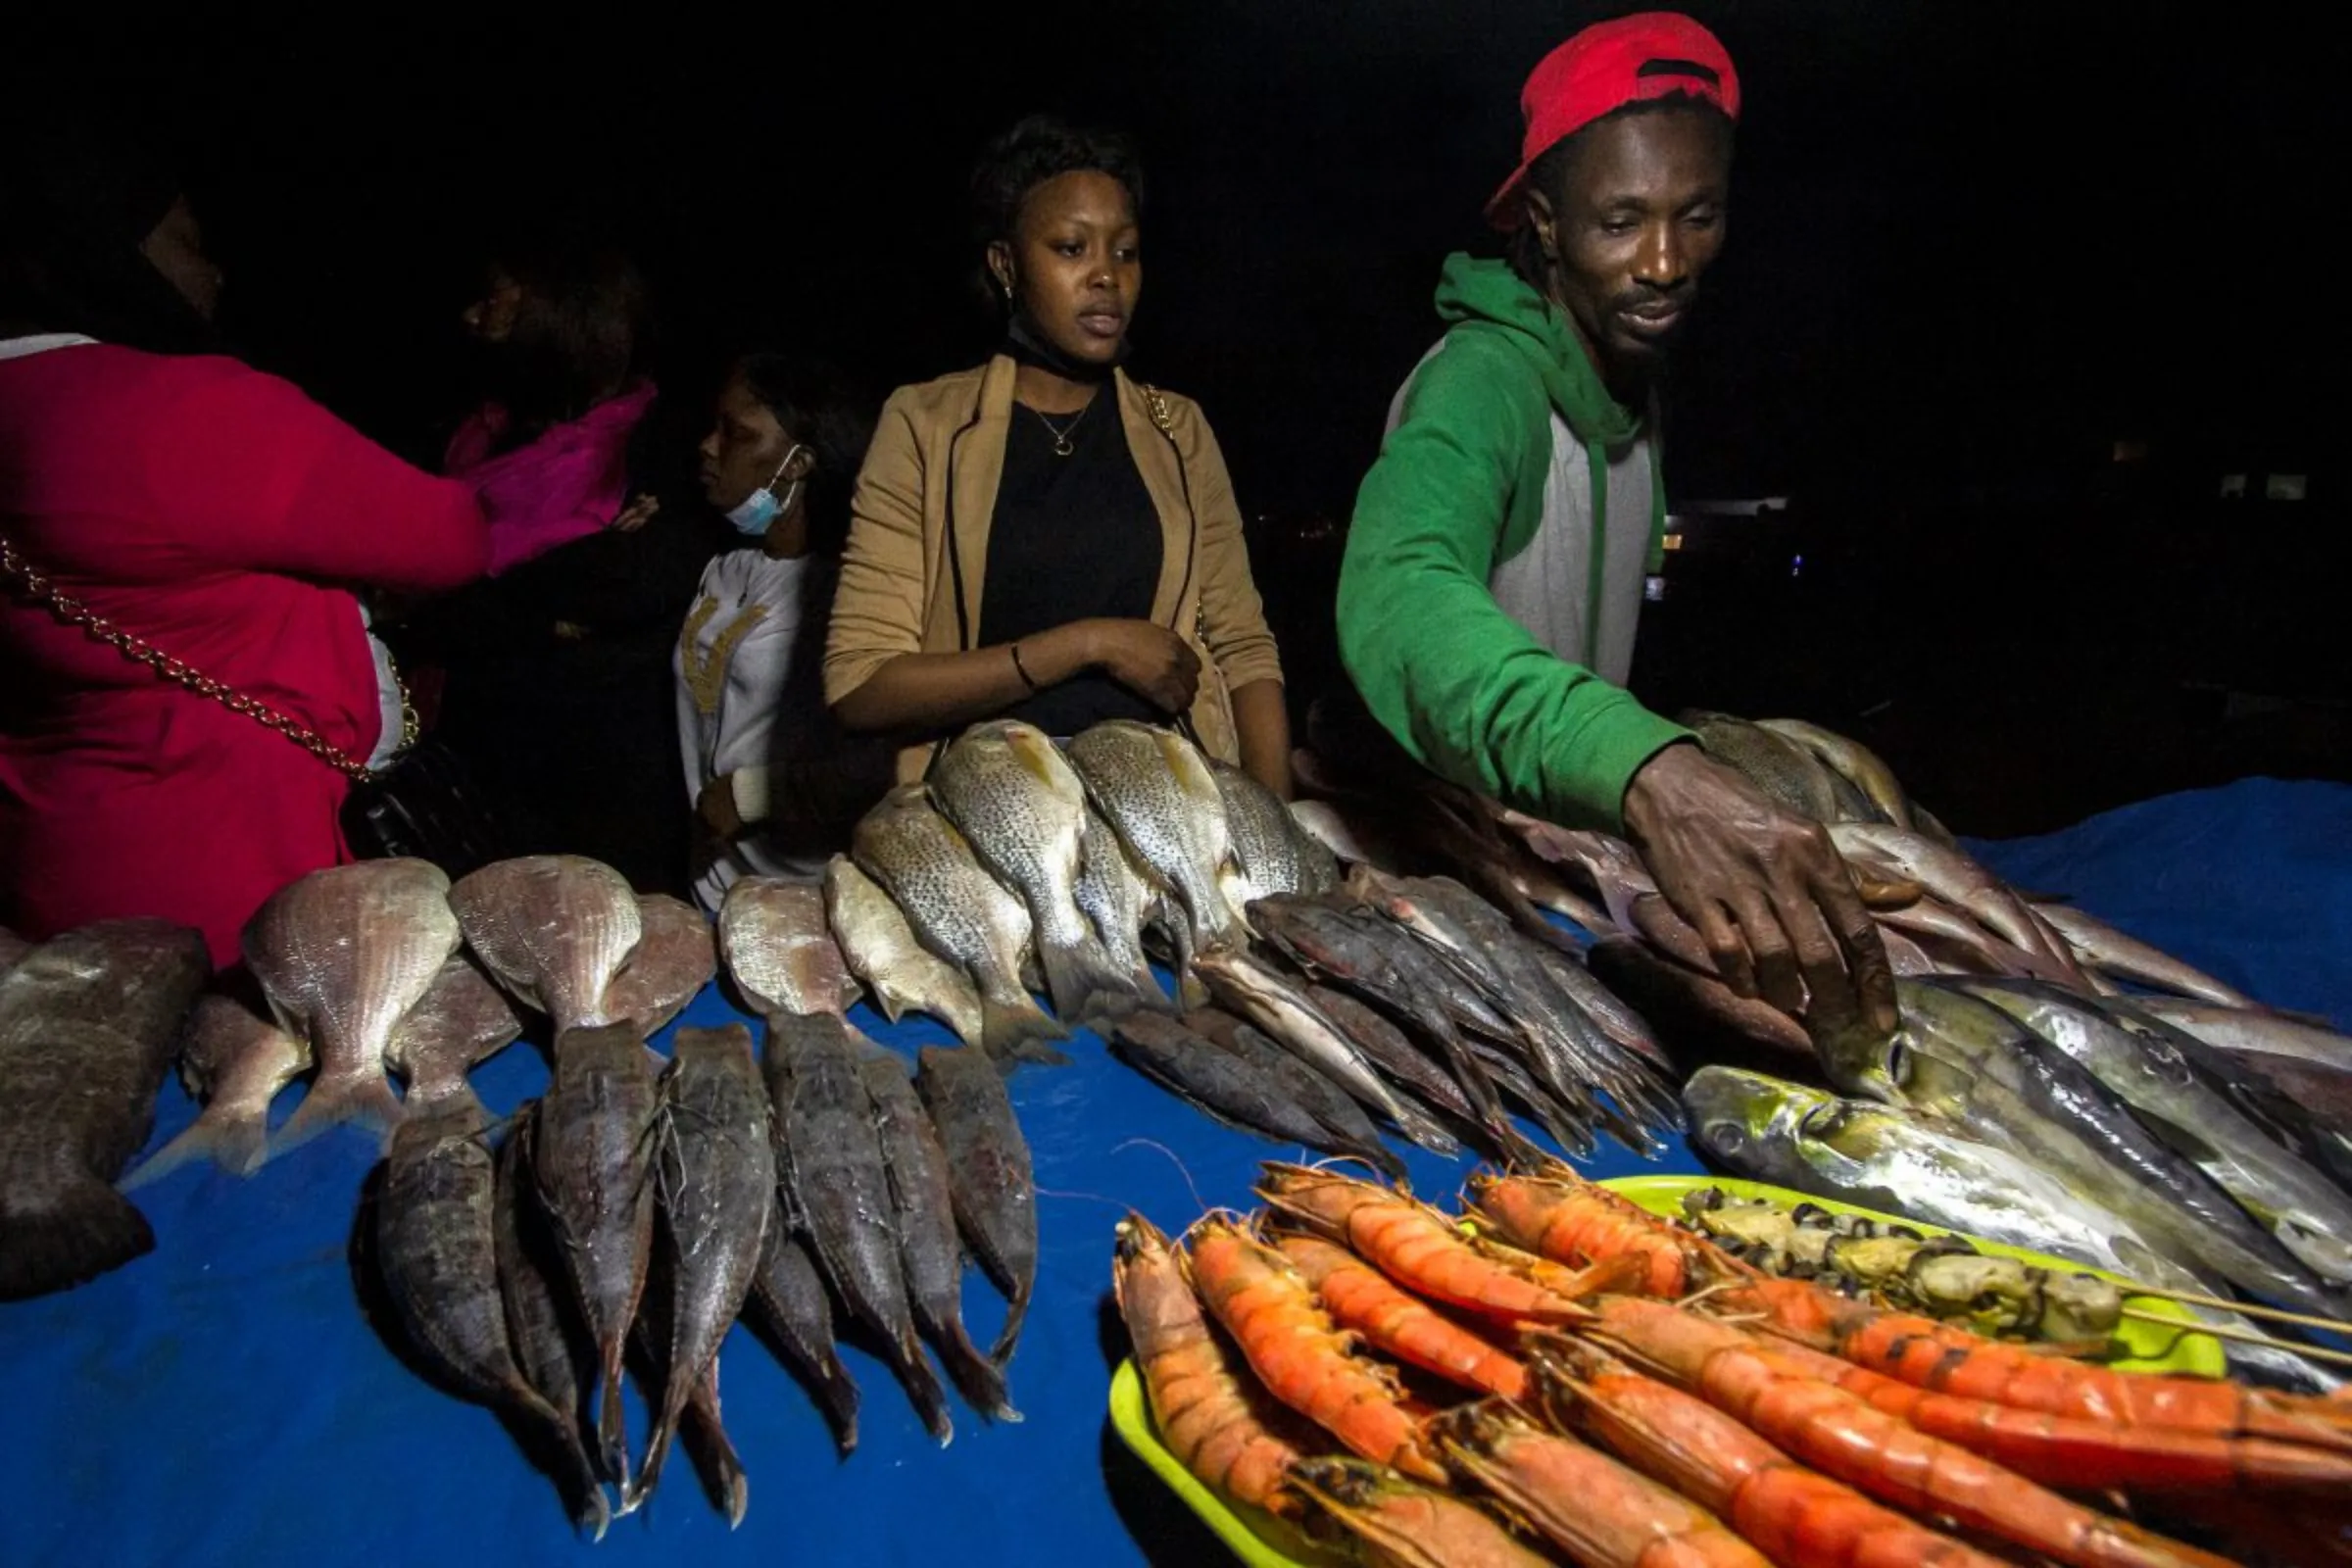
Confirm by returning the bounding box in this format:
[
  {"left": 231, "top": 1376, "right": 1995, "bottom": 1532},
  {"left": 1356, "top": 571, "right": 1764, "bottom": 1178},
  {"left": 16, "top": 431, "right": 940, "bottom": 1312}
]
[{"left": 3, "top": 777, "right": 2345, "bottom": 1568}]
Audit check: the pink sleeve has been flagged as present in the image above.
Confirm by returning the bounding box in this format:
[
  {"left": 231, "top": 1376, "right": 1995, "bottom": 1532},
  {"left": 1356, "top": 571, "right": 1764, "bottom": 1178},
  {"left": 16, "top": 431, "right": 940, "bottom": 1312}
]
[{"left": 154, "top": 364, "right": 491, "bottom": 591}]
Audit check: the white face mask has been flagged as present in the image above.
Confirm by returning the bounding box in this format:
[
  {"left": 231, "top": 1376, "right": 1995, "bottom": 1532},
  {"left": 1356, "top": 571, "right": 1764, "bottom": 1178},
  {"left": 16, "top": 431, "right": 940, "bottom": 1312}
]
[{"left": 724, "top": 443, "right": 807, "bottom": 536}]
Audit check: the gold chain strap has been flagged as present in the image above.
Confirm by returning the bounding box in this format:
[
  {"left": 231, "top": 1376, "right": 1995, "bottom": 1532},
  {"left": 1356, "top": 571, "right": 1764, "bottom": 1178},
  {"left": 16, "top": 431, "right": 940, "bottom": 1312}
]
[{"left": 0, "top": 532, "right": 375, "bottom": 781}]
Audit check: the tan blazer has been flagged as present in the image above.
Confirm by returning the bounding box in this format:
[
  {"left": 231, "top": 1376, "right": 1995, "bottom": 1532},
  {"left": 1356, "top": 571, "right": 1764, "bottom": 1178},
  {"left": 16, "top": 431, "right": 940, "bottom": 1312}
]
[{"left": 824, "top": 355, "right": 1285, "bottom": 783}]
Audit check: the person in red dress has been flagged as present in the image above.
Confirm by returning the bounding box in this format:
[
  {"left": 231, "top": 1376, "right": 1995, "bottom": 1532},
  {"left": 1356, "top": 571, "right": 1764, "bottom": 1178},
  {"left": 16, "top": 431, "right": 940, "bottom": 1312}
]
[{"left": 0, "top": 127, "right": 490, "bottom": 967}]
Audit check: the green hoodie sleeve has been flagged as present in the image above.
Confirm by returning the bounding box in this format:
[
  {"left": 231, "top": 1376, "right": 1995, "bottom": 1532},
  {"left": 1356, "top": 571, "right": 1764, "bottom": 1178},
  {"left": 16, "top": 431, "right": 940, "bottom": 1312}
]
[{"left": 1338, "top": 330, "right": 1690, "bottom": 831}]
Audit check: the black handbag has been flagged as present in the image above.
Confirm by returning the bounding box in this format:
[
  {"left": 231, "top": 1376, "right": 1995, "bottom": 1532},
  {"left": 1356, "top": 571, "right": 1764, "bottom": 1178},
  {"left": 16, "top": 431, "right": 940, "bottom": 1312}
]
[{"left": 4, "top": 533, "right": 513, "bottom": 879}]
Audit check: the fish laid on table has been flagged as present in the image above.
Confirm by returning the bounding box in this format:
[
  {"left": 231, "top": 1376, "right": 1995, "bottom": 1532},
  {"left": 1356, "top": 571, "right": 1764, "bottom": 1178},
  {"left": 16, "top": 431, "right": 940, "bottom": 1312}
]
[
  {"left": 122, "top": 994, "right": 311, "bottom": 1188},
  {"left": 0, "top": 918, "right": 209, "bottom": 1299},
  {"left": 599, "top": 894, "right": 716, "bottom": 1038},
  {"left": 2028, "top": 903, "right": 2258, "bottom": 1007},
  {"left": 494, "top": 1101, "right": 598, "bottom": 1467},
  {"left": 1193, "top": 947, "right": 1466, "bottom": 1159},
  {"left": 451, "top": 855, "right": 643, "bottom": 1032},
  {"left": 630, "top": 1024, "right": 771, "bottom": 1519},
  {"left": 1584, "top": 934, "right": 1814, "bottom": 1060},
  {"left": 824, "top": 855, "right": 986, "bottom": 1044},
  {"left": 1684, "top": 1066, "right": 2220, "bottom": 1298},
  {"left": 1827, "top": 823, "right": 2082, "bottom": 983},
  {"left": 1112, "top": 1011, "right": 1403, "bottom": 1179},
  {"left": 388, "top": 954, "right": 527, "bottom": 1101},
  {"left": 244, "top": 858, "right": 461, "bottom": 1147},
  {"left": 716, "top": 877, "right": 857, "bottom": 1019},
  {"left": 1958, "top": 977, "right": 2352, "bottom": 1285},
  {"left": 376, "top": 1083, "right": 608, "bottom": 1538},
  {"left": 1065, "top": 719, "right": 1247, "bottom": 957},
  {"left": 746, "top": 1207, "right": 860, "bottom": 1454},
  {"left": 852, "top": 784, "right": 1067, "bottom": 1064},
  {"left": 929, "top": 719, "right": 1144, "bottom": 1023},
  {"left": 769, "top": 1011, "right": 953, "bottom": 1444},
  {"left": 915, "top": 1043, "right": 1040, "bottom": 1369},
  {"left": 1213, "top": 759, "right": 1338, "bottom": 906},
  {"left": 531, "top": 1021, "right": 661, "bottom": 1486},
  {"left": 858, "top": 1048, "right": 1019, "bottom": 1422},
  {"left": 1681, "top": 708, "right": 1882, "bottom": 825},
  {"left": 1295, "top": 984, "right": 1481, "bottom": 1129},
  {"left": 0, "top": 925, "right": 29, "bottom": 978},
  {"left": 1831, "top": 979, "right": 2345, "bottom": 1322},
  {"left": 1753, "top": 716, "right": 1916, "bottom": 830},
  {"left": 1177, "top": 1007, "right": 1409, "bottom": 1180},
  {"left": 1071, "top": 808, "right": 1170, "bottom": 1006}
]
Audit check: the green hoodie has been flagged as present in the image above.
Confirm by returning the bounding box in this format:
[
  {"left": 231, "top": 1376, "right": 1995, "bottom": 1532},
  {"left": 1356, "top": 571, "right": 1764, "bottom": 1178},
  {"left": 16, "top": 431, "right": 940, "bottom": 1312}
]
[{"left": 1337, "top": 254, "right": 1690, "bottom": 831}]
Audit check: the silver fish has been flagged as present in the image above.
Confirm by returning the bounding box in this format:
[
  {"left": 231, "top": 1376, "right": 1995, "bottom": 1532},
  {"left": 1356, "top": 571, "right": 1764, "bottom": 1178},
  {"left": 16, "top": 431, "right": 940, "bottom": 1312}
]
[
  {"left": 852, "top": 785, "right": 1066, "bottom": 1064},
  {"left": 717, "top": 877, "right": 857, "bottom": 1018},
  {"left": 929, "top": 720, "right": 1141, "bottom": 1022},
  {"left": 451, "top": 856, "right": 643, "bottom": 1032},
  {"left": 2029, "top": 904, "right": 2258, "bottom": 1007},
  {"left": 1072, "top": 809, "right": 1169, "bottom": 1007},
  {"left": 245, "top": 859, "right": 461, "bottom": 1149},
  {"left": 824, "top": 856, "right": 986, "bottom": 1043},
  {"left": 1065, "top": 721, "right": 1245, "bottom": 956},
  {"left": 122, "top": 995, "right": 311, "bottom": 1187},
  {"left": 1212, "top": 760, "right": 1335, "bottom": 907}
]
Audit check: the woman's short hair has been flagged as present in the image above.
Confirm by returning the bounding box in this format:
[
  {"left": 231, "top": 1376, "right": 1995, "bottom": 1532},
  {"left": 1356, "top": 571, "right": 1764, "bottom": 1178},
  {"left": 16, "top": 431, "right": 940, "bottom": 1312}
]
[
  {"left": 734, "top": 353, "right": 877, "bottom": 556},
  {"left": 969, "top": 114, "right": 1145, "bottom": 251}
]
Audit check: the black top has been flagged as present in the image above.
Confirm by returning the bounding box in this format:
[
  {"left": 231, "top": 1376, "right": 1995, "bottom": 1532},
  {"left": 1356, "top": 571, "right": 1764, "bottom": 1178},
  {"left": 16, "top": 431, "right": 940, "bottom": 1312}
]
[{"left": 976, "top": 392, "right": 1166, "bottom": 736}]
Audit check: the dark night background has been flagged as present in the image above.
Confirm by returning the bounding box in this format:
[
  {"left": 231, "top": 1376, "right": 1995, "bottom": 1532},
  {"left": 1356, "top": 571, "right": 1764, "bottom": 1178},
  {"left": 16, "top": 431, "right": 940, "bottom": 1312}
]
[{"left": 19, "top": 2, "right": 2349, "bottom": 835}]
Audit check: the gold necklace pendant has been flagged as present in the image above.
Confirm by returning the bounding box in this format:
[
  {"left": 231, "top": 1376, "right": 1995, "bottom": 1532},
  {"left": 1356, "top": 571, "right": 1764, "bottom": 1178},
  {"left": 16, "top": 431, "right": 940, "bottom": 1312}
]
[{"left": 1030, "top": 399, "right": 1090, "bottom": 457}]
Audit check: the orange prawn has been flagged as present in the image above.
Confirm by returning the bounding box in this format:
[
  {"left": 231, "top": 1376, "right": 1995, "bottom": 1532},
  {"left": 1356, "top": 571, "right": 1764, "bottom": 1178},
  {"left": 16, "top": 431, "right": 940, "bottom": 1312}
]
[
  {"left": 1436, "top": 1400, "right": 1774, "bottom": 1568},
  {"left": 1257, "top": 1162, "right": 1606, "bottom": 1326},
  {"left": 1735, "top": 1274, "right": 2352, "bottom": 1456},
  {"left": 1183, "top": 1214, "right": 1446, "bottom": 1484},
  {"left": 1112, "top": 1214, "right": 1311, "bottom": 1517},
  {"left": 1289, "top": 1457, "right": 1554, "bottom": 1568},
  {"left": 1533, "top": 1337, "right": 2030, "bottom": 1568},
  {"left": 1275, "top": 1231, "right": 1530, "bottom": 1402},
  {"left": 1564, "top": 1295, "right": 2240, "bottom": 1568},
  {"left": 1467, "top": 1169, "right": 1724, "bottom": 1298},
  {"left": 1740, "top": 1337, "right": 2352, "bottom": 1498}
]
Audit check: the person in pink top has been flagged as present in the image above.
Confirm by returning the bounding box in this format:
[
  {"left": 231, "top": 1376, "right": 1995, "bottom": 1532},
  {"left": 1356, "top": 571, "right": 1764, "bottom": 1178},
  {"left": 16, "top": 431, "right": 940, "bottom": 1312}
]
[{"left": 0, "top": 126, "right": 490, "bottom": 968}]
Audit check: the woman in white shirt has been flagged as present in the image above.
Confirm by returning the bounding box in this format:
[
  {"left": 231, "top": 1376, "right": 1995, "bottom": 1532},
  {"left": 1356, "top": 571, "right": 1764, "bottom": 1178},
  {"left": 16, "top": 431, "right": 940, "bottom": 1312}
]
[{"left": 675, "top": 355, "right": 890, "bottom": 910}]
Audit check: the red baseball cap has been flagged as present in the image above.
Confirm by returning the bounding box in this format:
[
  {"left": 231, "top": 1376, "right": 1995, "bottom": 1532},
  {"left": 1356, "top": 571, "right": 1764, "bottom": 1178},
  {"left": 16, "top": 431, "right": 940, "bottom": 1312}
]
[{"left": 1487, "top": 12, "right": 1740, "bottom": 230}]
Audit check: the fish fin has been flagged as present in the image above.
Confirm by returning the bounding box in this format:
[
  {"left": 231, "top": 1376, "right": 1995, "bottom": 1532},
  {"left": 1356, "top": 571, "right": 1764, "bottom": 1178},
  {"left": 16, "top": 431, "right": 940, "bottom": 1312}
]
[
  {"left": 0, "top": 1180, "right": 156, "bottom": 1300},
  {"left": 935, "top": 1319, "right": 1023, "bottom": 1423},
  {"left": 1036, "top": 937, "right": 1146, "bottom": 1033},
  {"left": 1175, "top": 968, "right": 1210, "bottom": 1012},
  {"left": 120, "top": 1102, "right": 271, "bottom": 1190},
  {"left": 272, "top": 1068, "right": 405, "bottom": 1154},
  {"left": 979, "top": 997, "right": 1072, "bottom": 1068},
  {"left": 513, "top": 1382, "right": 611, "bottom": 1542},
  {"left": 815, "top": 1350, "right": 861, "bottom": 1455},
  {"left": 893, "top": 1328, "right": 956, "bottom": 1446}
]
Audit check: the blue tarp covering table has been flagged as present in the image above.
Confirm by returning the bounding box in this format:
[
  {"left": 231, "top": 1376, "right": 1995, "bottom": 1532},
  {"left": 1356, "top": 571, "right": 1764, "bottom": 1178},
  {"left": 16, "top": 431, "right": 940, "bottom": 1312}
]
[{"left": 3, "top": 778, "right": 2344, "bottom": 1567}]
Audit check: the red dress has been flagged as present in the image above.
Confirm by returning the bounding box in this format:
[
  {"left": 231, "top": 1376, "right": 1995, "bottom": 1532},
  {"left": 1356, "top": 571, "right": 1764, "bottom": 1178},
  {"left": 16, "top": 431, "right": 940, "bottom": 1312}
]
[{"left": 0, "top": 343, "right": 490, "bottom": 967}]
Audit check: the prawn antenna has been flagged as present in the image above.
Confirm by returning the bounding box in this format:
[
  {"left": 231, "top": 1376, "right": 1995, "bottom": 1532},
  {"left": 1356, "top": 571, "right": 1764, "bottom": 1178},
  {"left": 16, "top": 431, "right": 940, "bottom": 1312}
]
[{"left": 1109, "top": 1137, "right": 1208, "bottom": 1214}]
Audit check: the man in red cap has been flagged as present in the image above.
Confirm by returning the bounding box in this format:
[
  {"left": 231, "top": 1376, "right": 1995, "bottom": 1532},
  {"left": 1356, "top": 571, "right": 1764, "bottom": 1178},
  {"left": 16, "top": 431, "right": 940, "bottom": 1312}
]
[{"left": 1337, "top": 12, "right": 1895, "bottom": 1036}]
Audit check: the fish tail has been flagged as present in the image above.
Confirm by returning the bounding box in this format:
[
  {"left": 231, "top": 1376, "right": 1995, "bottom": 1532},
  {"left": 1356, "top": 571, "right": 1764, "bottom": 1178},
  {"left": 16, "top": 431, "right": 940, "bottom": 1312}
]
[
  {"left": 271, "top": 1067, "right": 405, "bottom": 1155},
  {"left": 892, "top": 1328, "right": 956, "bottom": 1446},
  {"left": 0, "top": 1181, "right": 156, "bottom": 1300},
  {"left": 598, "top": 1360, "right": 631, "bottom": 1490},
  {"left": 938, "top": 1318, "right": 1023, "bottom": 1424},
  {"left": 1038, "top": 936, "right": 1147, "bottom": 1032},
  {"left": 514, "top": 1381, "right": 611, "bottom": 1542},
  {"left": 813, "top": 1349, "right": 861, "bottom": 1455},
  {"left": 620, "top": 1406, "right": 680, "bottom": 1517},
  {"left": 979, "top": 995, "right": 1072, "bottom": 1069},
  {"left": 988, "top": 1282, "right": 1033, "bottom": 1370},
  {"left": 120, "top": 1102, "right": 271, "bottom": 1190}
]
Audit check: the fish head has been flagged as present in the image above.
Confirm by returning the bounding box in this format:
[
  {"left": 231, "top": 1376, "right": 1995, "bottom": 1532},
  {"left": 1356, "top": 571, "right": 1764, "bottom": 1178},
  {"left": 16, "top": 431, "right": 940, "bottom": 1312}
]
[{"left": 1684, "top": 1067, "right": 1834, "bottom": 1188}]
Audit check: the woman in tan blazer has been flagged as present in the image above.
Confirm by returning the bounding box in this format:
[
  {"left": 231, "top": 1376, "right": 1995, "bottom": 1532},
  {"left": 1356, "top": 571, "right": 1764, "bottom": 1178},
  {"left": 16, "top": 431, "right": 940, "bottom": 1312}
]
[{"left": 824, "top": 116, "right": 1290, "bottom": 795}]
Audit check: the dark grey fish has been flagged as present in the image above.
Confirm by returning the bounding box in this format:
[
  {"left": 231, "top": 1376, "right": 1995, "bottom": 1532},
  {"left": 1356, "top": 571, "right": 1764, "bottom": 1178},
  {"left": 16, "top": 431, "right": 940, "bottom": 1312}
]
[
  {"left": 1295, "top": 986, "right": 1480, "bottom": 1127},
  {"left": 769, "top": 1011, "right": 953, "bottom": 1444},
  {"left": 915, "top": 1044, "right": 1038, "bottom": 1368},
  {"left": 122, "top": 993, "right": 310, "bottom": 1188},
  {"left": 494, "top": 1101, "right": 595, "bottom": 1460},
  {"left": 1115, "top": 1011, "right": 1401, "bottom": 1178},
  {"left": 534, "top": 1022, "right": 661, "bottom": 1486},
  {"left": 858, "top": 1049, "right": 1019, "bottom": 1422},
  {"left": 630, "top": 1025, "right": 773, "bottom": 1514},
  {"left": 389, "top": 954, "right": 526, "bottom": 1102},
  {"left": 0, "top": 918, "right": 208, "bottom": 1299},
  {"left": 747, "top": 1209, "right": 860, "bottom": 1453},
  {"left": 1463, "top": 1036, "right": 1598, "bottom": 1158},
  {"left": 1174, "top": 1009, "right": 1410, "bottom": 1180},
  {"left": 381, "top": 1085, "right": 608, "bottom": 1538}
]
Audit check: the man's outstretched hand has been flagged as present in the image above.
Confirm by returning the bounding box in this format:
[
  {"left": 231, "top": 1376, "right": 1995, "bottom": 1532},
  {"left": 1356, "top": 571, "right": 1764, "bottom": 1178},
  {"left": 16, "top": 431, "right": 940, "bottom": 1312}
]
[{"left": 1620, "top": 741, "right": 1898, "bottom": 1037}]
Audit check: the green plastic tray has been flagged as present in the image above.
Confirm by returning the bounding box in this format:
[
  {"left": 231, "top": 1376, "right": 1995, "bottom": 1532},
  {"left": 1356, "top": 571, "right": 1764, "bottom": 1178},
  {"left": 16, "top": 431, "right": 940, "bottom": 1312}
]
[{"left": 1108, "top": 1174, "right": 2230, "bottom": 1564}]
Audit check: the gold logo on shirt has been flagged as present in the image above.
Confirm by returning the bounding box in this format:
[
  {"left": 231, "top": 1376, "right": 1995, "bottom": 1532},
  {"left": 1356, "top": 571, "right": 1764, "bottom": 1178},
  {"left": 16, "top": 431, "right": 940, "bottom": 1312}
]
[{"left": 679, "top": 595, "right": 769, "bottom": 718}]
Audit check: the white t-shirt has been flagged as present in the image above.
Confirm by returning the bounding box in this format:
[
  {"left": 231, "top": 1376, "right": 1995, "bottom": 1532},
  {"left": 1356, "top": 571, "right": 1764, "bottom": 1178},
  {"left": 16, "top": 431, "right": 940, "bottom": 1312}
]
[{"left": 674, "top": 548, "right": 836, "bottom": 909}]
